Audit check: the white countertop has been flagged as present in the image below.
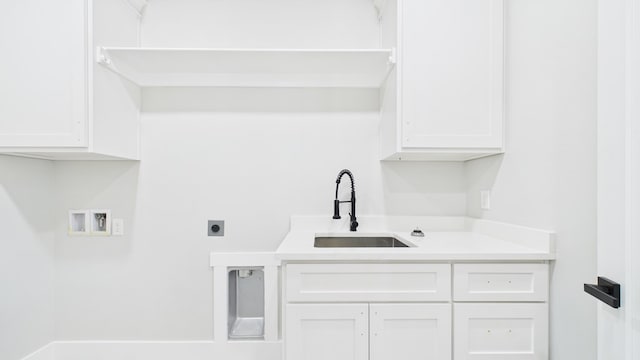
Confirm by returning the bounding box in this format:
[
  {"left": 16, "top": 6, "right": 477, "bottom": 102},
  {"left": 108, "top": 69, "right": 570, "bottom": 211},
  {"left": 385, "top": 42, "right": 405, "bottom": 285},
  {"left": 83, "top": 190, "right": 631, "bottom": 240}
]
[{"left": 275, "top": 216, "right": 556, "bottom": 261}]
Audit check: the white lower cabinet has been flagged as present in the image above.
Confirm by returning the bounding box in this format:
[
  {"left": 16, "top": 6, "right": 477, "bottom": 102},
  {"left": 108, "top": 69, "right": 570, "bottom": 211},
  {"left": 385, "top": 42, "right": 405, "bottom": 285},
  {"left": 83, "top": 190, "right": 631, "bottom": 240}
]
[
  {"left": 454, "top": 303, "right": 549, "bottom": 360},
  {"left": 370, "top": 304, "right": 452, "bottom": 360},
  {"left": 283, "top": 262, "right": 549, "bottom": 360},
  {"left": 286, "top": 303, "right": 451, "bottom": 360},
  {"left": 286, "top": 304, "right": 369, "bottom": 360}
]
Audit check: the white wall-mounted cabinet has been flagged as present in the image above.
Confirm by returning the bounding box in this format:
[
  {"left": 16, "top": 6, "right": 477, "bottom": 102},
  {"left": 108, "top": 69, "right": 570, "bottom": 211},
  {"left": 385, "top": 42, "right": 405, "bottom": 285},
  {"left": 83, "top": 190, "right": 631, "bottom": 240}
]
[
  {"left": 0, "top": 0, "right": 141, "bottom": 160},
  {"left": 380, "top": 0, "right": 505, "bottom": 161}
]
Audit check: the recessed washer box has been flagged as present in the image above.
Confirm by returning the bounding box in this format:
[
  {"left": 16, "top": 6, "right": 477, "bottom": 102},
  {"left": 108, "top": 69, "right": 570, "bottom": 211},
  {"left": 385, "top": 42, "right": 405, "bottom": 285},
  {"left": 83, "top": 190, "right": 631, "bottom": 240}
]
[{"left": 90, "top": 209, "right": 111, "bottom": 235}]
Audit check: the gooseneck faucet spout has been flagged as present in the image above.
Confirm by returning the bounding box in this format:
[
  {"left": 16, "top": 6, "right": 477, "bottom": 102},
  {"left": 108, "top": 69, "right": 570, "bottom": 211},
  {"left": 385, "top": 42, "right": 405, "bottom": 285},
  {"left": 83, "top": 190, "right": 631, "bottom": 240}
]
[{"left": 333, "top": 169, "right": 358, "bottom": 232}]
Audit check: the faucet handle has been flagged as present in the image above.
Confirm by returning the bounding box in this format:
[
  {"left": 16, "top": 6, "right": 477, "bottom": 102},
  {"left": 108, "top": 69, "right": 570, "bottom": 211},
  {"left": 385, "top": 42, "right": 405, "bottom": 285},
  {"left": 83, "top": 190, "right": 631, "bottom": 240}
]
[{"left": 349, "top": 217, "right": 359, "bottom": 232}]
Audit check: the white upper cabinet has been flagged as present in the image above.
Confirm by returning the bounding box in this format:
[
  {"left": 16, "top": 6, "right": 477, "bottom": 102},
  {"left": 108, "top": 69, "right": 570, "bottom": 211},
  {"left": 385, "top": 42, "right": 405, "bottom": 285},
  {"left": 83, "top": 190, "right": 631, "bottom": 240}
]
[
  {"left": 380, "top": 0, "right": 505, "bottom": 161},
  {"left": 0, "top": 0, "right": 86, "bottom": 148},
  {"left": 0, "top": 0, "right": 142, "bottom": 160}
]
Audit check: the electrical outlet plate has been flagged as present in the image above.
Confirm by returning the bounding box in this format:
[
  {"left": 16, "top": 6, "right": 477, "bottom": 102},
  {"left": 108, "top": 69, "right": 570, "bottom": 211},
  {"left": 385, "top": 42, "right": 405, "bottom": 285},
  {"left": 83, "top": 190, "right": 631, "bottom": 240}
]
[
  {"left": 480, "top": 190, "right": 491, "bottom": 210},
  {"left": 112, "top": 218, "right": 124, "bottom": 236},
  {"left": 208, "top": 220, "right": 225, "bottom": 236}
]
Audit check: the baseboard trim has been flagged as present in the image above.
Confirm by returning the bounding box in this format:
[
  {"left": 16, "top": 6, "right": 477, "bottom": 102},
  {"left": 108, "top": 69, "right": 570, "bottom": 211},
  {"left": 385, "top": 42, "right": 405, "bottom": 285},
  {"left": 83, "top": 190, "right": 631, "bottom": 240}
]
[
  {"left": 23, "top": 341, "right": 282, "bottom": 360},
  {"left": 21, "top": 343, "right": 55, "bottom": 360}
]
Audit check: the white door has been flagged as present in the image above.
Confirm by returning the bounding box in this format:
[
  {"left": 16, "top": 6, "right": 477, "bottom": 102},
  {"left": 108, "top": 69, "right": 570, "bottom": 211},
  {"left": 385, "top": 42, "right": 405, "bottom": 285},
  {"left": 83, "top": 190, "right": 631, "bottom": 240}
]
[
  {"left": 285, "top": 304, "right": 369, "bottom": 360},
  {"left": 400, "top": 0, "right": 504, "bottom": 150},
  {"left": 369, "top": 303, "right": 451, "bottom": 360},
  {"left": 595, "top": 0, "right": 640, "bottom": 359}
]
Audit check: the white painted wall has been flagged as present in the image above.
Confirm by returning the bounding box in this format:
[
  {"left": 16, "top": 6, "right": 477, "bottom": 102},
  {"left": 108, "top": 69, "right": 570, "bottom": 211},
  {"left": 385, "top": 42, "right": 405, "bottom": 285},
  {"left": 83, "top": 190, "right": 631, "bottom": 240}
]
[
  {"left": 0, "top": 155, "right": 55, "bottom": 360},
  {"left": 465, "top": 0, "right": 598, "bottom": 359},
  {"left": 52, "top": 0, "right": 467, "bottom": 340},
  {"left": 140, "top": 0, "right": 381, "bottom": 49},
  {"left": 0, "top": 1, "right": 595, "bottom": 357},
  {"left": 52, "top": 112, "right": 465, "bottom": 339}
]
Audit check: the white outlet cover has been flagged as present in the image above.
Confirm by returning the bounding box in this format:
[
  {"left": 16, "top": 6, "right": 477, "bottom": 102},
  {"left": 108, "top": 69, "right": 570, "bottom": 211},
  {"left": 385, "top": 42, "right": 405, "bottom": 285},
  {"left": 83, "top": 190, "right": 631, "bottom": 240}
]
[
  {"left": 112, "top": 218, "right": 124, "bottom": 236},
  {"left": 480, "top": 190, "right": 491, "bottom": 210}
]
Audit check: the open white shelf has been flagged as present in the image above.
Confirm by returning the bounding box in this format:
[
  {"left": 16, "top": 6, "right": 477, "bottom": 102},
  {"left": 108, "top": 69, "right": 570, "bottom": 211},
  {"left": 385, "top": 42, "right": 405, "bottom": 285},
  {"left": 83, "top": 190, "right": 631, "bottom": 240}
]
[{"left": 97, "top": 47, "right": 396, "bottom": 88}]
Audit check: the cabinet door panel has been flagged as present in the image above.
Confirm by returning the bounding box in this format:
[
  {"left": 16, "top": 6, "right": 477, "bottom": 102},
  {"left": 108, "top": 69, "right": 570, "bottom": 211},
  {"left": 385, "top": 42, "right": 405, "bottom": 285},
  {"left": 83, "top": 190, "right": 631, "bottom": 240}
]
[
  {"left": 370, "top": 304, "right": 452, "bottom": 360},
  {"left": 401, "top": 0, "right": 504, "bottom": 149},
  {"left": 286, "top": 304, "right": 368, "bottom": 360},
  {"left": 0, "top": 0, "right": 86, "bottom": 147},
  {"left": 454, "top": 303, "right": 548, "bottom": 360}
]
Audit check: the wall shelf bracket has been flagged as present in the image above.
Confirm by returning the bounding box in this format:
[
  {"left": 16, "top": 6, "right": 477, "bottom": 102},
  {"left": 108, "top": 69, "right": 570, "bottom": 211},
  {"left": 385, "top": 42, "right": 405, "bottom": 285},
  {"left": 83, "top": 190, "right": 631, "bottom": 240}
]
[
  {"left": 372, "top": 0, "right": 387, "bottom": 20},
  {"left": 388, "top": 48, "right": 397, "bottom": 65},
  {"left": 96, "top": 47, "right": 112, "bottom": 67},
  {"left": 95, "top": 47, "right": 139, "bottom": 85},
  {"left": 378, "top": 48, "right": 397, "bottom": 86},
  {"left": 124, "top": 0, "right": 148, "bottom": 18}
]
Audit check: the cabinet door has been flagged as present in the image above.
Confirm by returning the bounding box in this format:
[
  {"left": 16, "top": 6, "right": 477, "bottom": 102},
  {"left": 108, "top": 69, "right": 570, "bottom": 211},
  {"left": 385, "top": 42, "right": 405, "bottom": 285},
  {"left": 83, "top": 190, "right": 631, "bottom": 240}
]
[
  {"left": 454, "top": 303, "right": 548, "bottom": 360},
  {"left": 400, "top": 0, "right": 504, "bottom": 149},
  {"left": 0, "top": 0, "right": 86, "bottom": 147},
  {"left": 286, "top": 304, "right": 369, "bottom": 360},
  {"left": 370, "top": 303, "right": 451, "bottom": 360}
]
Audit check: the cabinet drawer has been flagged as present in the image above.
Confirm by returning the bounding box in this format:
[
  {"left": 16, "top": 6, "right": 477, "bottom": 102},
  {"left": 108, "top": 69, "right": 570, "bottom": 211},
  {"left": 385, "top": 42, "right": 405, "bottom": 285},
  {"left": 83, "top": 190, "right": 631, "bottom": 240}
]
[
  {"left": 453, "top": 264, "right": 548, "bottom": 302},
  {"left": 454, "top": 303, "right": 548, "bottom": 360},
  {"left": 286, "top": 263, "right": 451, "bottom": 302}
]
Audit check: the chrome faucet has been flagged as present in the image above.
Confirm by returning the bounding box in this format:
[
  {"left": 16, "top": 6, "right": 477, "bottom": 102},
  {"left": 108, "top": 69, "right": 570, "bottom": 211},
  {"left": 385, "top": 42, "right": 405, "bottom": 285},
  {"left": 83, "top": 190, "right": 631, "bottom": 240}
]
[{"left": 333, "top": 169, "right": 358, "bottom": 232}]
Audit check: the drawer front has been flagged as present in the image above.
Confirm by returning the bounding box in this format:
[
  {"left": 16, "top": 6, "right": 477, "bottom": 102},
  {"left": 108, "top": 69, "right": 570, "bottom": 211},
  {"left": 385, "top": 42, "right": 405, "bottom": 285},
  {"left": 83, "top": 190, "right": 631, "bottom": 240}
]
[
  {"left": 454, "top": 303, "right": 549, "bottom": 360},
  {"left": 286, "top": 263, "right": 451, "bottom": 302},
  {"left": 454, "top": 263, "right": 548, "bottom": 302}
]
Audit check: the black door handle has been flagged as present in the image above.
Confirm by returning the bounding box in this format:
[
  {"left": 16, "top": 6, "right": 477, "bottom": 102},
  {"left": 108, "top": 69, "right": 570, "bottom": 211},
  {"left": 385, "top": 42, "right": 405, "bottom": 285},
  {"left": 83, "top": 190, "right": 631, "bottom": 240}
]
[{"left": 584, "top": 277, "right": 620, "bottom": 308}]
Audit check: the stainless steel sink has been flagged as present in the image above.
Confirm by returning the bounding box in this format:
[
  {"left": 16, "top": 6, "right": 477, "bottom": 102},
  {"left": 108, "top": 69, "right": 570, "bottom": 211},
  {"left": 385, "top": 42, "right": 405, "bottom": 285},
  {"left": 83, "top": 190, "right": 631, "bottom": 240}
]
[{"left": 314, "top": 236, "right": 411, "bottom": 248}]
